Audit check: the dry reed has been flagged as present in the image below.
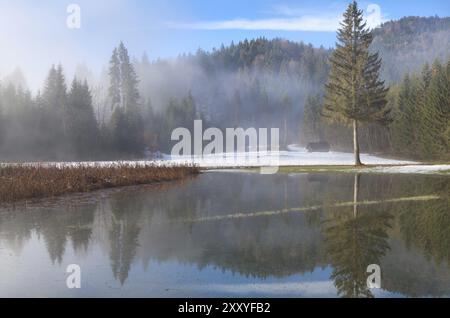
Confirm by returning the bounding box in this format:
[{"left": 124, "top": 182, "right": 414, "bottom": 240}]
[{"left": 0, "top": 163, "right": 199, "bottom": 203}]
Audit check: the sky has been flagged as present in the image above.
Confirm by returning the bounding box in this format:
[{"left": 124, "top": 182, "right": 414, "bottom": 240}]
[{"left": 0, "top": 0, "right": 449, "bottom": 91}]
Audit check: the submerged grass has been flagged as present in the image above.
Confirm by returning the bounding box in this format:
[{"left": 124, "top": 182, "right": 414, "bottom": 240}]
[
  {"left": 167, "top": 194, "right": 442, "bottom": 224},
  {"left": 0, "top": 163, "right": 199, "bottom": 203},
  {"left": 277, "top": 165, "right": 361, "bottom": 174}
]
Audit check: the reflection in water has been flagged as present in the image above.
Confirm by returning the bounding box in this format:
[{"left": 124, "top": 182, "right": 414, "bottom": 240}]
[
  {"left": 109, "top": 193, "right": 143, "bottom": 285},
  {"left": 0, "top": 172, "right": 448, "bottom": 297},
  {"left": 323, "top": 174, "right": 393, "bottom": 298}
]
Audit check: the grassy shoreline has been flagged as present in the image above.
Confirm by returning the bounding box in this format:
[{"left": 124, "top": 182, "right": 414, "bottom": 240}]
[
  {"left": 0, "top": 163, "right": 199, "bottom": 203},
  {"left": 1, "top": 162, "right": 448, "bottom": 203},
  {"left": 203, "top": 163, "right": 450, "bottom": 175}
]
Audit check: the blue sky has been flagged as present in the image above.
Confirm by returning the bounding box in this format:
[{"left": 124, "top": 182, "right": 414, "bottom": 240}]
[{"left": 0, "top": 0, "right": 449, "bottom": 90}]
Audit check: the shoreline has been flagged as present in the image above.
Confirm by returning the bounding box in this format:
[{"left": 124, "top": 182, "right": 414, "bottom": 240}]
[
  {"left": 202, "top": 164, "right": 450, "bottom": 175},
  {"left": 1, "top": 162, "right": 448, "bottom": 204}
]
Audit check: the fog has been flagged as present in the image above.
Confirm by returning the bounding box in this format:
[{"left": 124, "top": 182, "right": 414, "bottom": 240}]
[
  {"left": 0, "top": 1, "right": 448, "bottom": 161},
  {"left": 0, "top": 0, "right": 181, "bottom": 92}
]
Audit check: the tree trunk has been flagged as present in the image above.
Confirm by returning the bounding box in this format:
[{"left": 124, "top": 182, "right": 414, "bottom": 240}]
[
  {"left": 353, "top": 120, "right": 362, "bottom": 166},
  {"left": 353, "top": 173, "right": 360, "bottom": 218}
]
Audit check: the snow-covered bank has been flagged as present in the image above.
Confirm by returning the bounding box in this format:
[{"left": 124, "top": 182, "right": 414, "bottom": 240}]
[
  {"left": 366, "top": 165, "right": 450, "bottom": 174},
  {"left": 2, "top": 146, "right": 448, "bottom": 175},
  {"left": 161, "top": 147, "right": 449, "bottom": 174},
  {"left": 165, "top": 146, "right": 417, "bottom": 167}
]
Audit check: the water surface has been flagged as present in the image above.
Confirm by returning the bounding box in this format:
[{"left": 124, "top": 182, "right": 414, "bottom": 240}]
[{"left": 0, "top": 172, "right": 449, "bottom": 298}]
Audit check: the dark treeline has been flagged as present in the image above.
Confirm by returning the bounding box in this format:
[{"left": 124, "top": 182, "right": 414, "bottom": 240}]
[
  {"left": 0, "top": 43, "right": 144, "bottom": 161},
  {"left": 302, "top": 57, "right": 450, "bottom": 161},
  {"left": 0, "top": 38, "right": 331, "bottom": 160},
  {"left": 0, "top": 66, "right": 101, "bottom": 160},
  {"left": 391, "top": 60, "right": 450, "bottom": 160}
]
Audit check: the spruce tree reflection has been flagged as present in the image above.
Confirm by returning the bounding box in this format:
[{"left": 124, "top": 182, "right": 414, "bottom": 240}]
[
  {"left": 41, "top": 204, "right": 96, "bottom": 264},
  {"left": 323, "top": 174, "right": 393, "bottom": 298},
  {"left": 67, "top": 206, "right": 96, "bottom": 252},
  {"left": 41, "top": 209, "right": 69, "bottom": 265},
  {"left": 108, "top": 193, "right": 143, "bottom": 285}
]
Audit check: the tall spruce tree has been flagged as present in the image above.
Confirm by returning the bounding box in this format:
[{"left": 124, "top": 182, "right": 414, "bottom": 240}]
[
  {"left": 108, "top": 42, "right": 144, "bottom": 155},
  {"left": 42, "top": 65, "right": 68, "bottom": 156},
  {"left": 324, "top": 1, "right": 390, "bottom": 165},
  {"left": 118, "top": 42, "right": 140, "bottom": 112},
  {"left": 109, "top": 48, "right": 121, "bottom": 110}
]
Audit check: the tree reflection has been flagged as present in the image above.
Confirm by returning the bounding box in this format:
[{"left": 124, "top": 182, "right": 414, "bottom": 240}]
[
  {"left": 68, "top": 207, "right": 96, "bottom": 252},
  {"left": 398, "top": 179, "right": 450, "bottom": 266},
  {"left": 0, "top": 173, "right": 448, "bottom": 296},
  {"left": 323, "top": 174, "right": 393, "bottom": 298},
  {"left": 108, "top": 193, "right": 143, "bottom": 285}
]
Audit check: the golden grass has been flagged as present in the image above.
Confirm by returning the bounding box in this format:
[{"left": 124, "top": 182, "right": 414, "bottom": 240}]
[{"left": 0, "top": 163, "right": 199, "bottom": 203}]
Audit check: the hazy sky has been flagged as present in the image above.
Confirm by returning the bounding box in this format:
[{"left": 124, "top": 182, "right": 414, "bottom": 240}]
[{"left": 1, "top": 0, "right": 449, "bottom": 91}]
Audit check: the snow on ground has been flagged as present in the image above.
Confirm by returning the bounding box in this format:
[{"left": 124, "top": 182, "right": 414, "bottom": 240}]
[
  {"left": 163, "top": 149, "right": 449, "bottom": 174},
  {"left": 2, "top": 145, "right": 449, "bottom": 174},
  {"left": 165, "top": 146, "right": 417, "bottom": 167},
  {"left": 366, "top": 165, "right": 450, "bottom": 174}
]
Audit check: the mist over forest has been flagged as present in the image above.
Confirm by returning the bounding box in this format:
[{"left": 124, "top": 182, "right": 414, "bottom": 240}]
[{"left": 0, "top": 16, "right": 449, "bottom": 161}]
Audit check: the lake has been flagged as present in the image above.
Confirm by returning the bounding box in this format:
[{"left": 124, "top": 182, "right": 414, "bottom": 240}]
[{"left": 0, "top": 171, "right": 449, "bottom": 298}]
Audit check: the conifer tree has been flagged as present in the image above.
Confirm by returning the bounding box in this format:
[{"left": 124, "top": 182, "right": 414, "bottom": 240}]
[
  {"left": 110, "top": 106, "right": 129, "bottom": 153},
  {"left": 391, "top": 75, "right": 418, "bottom": 155},
  {"left": 118, "top": 42, "right": 140, "bottom": 112},
  {"left": 108, "top": 42, "right": 144, "bottom": 155},
  {"left": 420, "top": 61, "right": 449, "bottom": 157},
  {"left": 67, "top": 78, "right": 99, "bottom": 157},
  {"left": 109, "top": 48, "right": 121, "bottom": 110},
  {"left": 445, "top": 60, "right": 450, "bottom": 158},
  {"left": 324, "top": 1, "right": 390, "bottom": 165},
  {"left": 302, "top": 95, "right": 325, "bottom": 142},
  {"left": 390, "top": 57, "right": 450, "bottom": 160},
  {"left": 42, "top": 65, "right": 68, "bottom": 156}
]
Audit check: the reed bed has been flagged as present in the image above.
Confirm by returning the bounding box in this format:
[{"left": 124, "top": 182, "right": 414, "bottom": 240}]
[{"left": 0, "top": 163, "right": 199, "bottom": 203}]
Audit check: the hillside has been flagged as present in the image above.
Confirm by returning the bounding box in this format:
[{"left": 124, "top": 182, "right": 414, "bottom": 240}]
[{"left": 372, "top": 16, "right": 450, "bottom": 82}]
